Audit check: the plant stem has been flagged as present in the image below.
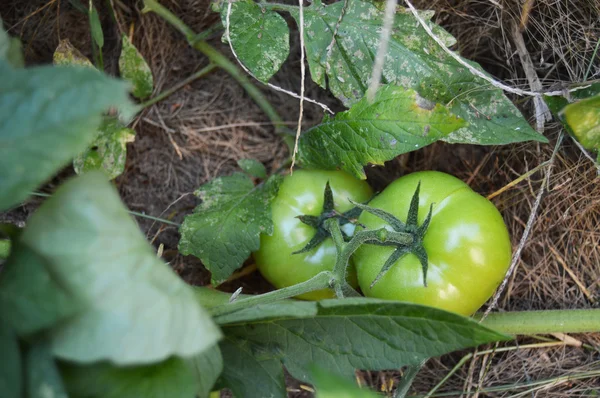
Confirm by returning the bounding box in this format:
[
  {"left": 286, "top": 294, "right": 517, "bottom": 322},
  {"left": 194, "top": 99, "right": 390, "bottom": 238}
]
[
  {"left": 208, "top": 271, "right": 333, "bottom": 317},
  {"left": 127, "top": 211, "right": 180, "bottom": 227},
  {"left": 476, "top": 309, "right": 600, "bottom": 334},
  {"left": 141, "top": 64, "right": 217, "bottom": 109},
  {"left": 142, "top": 0, "right": 288, "bottom": 142}
]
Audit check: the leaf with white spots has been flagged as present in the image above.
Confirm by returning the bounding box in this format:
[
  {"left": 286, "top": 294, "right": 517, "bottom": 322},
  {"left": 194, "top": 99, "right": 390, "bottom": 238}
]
[
  {"left": 73, "top": 117, "right": 135, "bottom": 180},
  {"left": 298, "top": 85, "right": 466, "bottom": 179},
  {"left": 179, "top": 173, "right": 283, "bottom": 284},
  {"left": 221, "top": 0, "right": 289, "bottom": 82},
  {"left": 292, "top": 0, "right": 546, "bottom": 145},
  {"left": 119, "top": 35, "right": 153, "bottom": 99}
]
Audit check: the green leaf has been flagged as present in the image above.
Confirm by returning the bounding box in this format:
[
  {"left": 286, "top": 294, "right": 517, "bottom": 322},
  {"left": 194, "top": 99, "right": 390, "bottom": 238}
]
[
  {"left": 219, "top": 298, "right": 508, "bottom": 398},
  {"left": 237, "top": 158, "right": 267, "bottom": 179},
  {"left": 0, "top": 239, "right": 9, "bottom": 259},
  {"left": 60, "top": 357, "right": 198, "bottom": 398},
  {"left": 0, "top": 65, "right": 135, "bottom": 211},
  {"left": 0, "top": 20, "right": 24, "bottom": 68},
  {"left": 53, "top": 39, "right": 94, "bottom": 68},
  {"left": 562, "top": 95, "right": 600, "bottom": 150},
  {"left": 0, "top": 320, "right": 21, "bottom": 398},
  {"left": 0, "top": 244, "right": 83, "bottom": 336},
  {"left": 543, "top": 82, "right": 600, "bottom": 115},
  {"left": 25, "top": 343, "right": 68, "bottom": 398},
  {"left": 8, "top": 172, "right": 221, "bottom": 364},
  {"left": 179, "top": 173, "right": 282, "bottom": 284},
  {"left": 220, "top": 0, "right": 289, "bottom": 82},
  {"left": 292, "top": 0, "right": 545, "bottom": 145},
  {"left": 189, "top": 345, "right": 224, "bottom": 398},
  {"left": 311, "top": 366, "right": 380, "bottom": 398},
  {"left": 298, "top": 85, "right": 465, "bottom": 179},
  {"left": 89, "top": 5, "right": 104, "bottom": 49},
  {"left": 119, "top": 35, "right": 154, "bottom": 99},
  {"left": 73, "top": 117, "right": 135, "bottom": 179}
]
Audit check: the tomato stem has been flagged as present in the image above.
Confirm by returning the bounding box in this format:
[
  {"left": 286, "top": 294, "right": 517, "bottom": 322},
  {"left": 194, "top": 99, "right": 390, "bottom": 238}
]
[{"left": 476, "top": 309, "right": 600, "bottom": 335}]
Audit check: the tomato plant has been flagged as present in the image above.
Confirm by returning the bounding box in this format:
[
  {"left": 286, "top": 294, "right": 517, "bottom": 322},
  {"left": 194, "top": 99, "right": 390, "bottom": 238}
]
[
  {"left": 253, "top": 169, "right": 372, "bottom": 300},
  {"left": 353, "top": 171, "right": 512, "bottom": 316}
]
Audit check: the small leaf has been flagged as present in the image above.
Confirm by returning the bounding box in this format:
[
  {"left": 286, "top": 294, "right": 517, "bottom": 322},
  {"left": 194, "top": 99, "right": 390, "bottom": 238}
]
[
  {"left": 220, "top": 0, "right": 289, "bottom": 82},
  {"left": 298, "top": 85, "right": 465, "bottom": 179},
  {"left": 73, "top": 117, "right": 136, "bottom": 179},
  {"left": 53, "top": 39, "right": 94, "bottom": 68},
  {"left": 119, "top": 35, "right": 154, "bottom": 99},
  {"left": 237, "top": 158, "right": 267, "bottom": 179},
  {"left": 0, "top": 320, "right": 21, "bottom": 398},
  {"left": 179, "top": 173, "right": 282, "bottom": 284},
  {"left": 6, "top": 172, "right": 221, "bottom": 364},
  {"left": 89, "top": 5, "right": 104, "bottom": 49},
  {"left": 562, "top": 95, "right": 600, "bottom": 150},
  {"left": 311, "top": 366, "right": 379, "bottom": 398},
  {"left": 292, "top": 0, "right": 545, "bottom": 145},
  {"left": 219, "top": 298, "right": 509, "bottom": 397},
  {"left": 25, "top": 343, "right": 68, "bottom": 398},
  {"left": 60, "top": 357, "right": 199, "bottom": 398},
  {"left": 0, "top": 65, "right": 135, "bottom": 211},
  {"left": 0, "top": 20, "right": 24, "bottom": 68},
  {"left": 543, "top": 82, "right": 600, "bottom": 115}
]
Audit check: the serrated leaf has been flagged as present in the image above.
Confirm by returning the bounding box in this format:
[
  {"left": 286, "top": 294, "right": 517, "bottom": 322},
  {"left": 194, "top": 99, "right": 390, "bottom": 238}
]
[
  {"left": 119, "top": 35, "right": 154, "bottom": 99},
  {"left": 219, "top": 298, "right": 508, "bottom": 398},
  {"left": 0, "top": 20, "right": 24, "bottom": 68},
  {"left": 311, "top": 366, "right": 379, "bottom": 398},
  {"left": 53, "top": 39, "right": 94, "bottom": 68},
  {"left": 73, "top": 117, "right": 135, "bottom": 179},
  {"left": 5, "top": 172, "right": 221, "bottom": 365},
  {"left": 220, "top": 0, "right": 289, "bottom": 82},
  {"left": 298, "top": 85, "right": 465, "bottom": 178},
  {"left": 292, "top": 0, "right": 545, "bottom": 145},
  {"left": 0, "top": 320, "right": 21, "bottom": 398},
  {"left": 562, "top": 95, "right": 600, "bottom": 150},
  {"left": 25, "top": 343, "right": 68, "bottom": 398},
  {"left": 0, "top": 65, "right": 135, "bottom": 212},
  {"left": 179, "top": 173, "right": 282, "bottom": 284},
  {"left": 60, "top": 357, "right": 198, "bottom": 398},
  {"left": 237, "top": 158, "right": 267, "bottom": 179},
  {"left": 190, "top": 345, "right": 224, "bottom": 398}
]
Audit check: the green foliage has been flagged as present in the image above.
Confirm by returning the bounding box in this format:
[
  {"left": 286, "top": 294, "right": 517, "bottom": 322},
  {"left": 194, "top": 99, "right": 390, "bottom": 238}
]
[
  {"left": 311, "top": 366, "right": 380, "bottom": 398},
  {"left": 0, "top": 172, "right": 221, "bottom": 365},
  {"left": 119, "top": 35, "right": 154, "bottom": 99},
  {"left": 25, "top": 343, "right": 68, "bottom": 398},
  {"left": 237, "top": 158, "right": 267, "bottom": 179},
  {"left": 0, "top": 64, "right": 135, "bottom": 211},
  {"left": 288, "top": 0, "right": 545, "bottom": 145},
  {"left": 89, "top": 5, "right": 104, "bottom": 49},
  {"left": 190, "top": 345, "right": 224, "bottom": 398},
  {"left": 562, "top": 95, "right": 600, "bottom": 150},
  {"left": 53, "top": 39, "right": 94, "bottom": 67},
  {"left": 220, "top": 0, "right": 289, "bottom": 82},
  {"left": 0, "top": 20, "right": 23, "bottom": 68},
  {"left": 60, "top": 357, "right": 199, "bottom": 398},
  {"left": 218, "top": 298, "right": 509, "bottom": 397},
  {"left": 298, "top": 85, "right": 466, "bottom": 178},
  {"left": 0, "top": 320, "right": 21, "bottom": 398},
  {"left": 179, "top": 173, "right": 282, "bottom": 284},
  {"left": 73, "top": 117, "right": 136, "bottom": 179}
]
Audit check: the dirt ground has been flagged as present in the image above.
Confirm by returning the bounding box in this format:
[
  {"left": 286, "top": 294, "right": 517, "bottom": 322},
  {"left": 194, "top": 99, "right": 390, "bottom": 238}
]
[{"left": 1, "top": 0, "right": 599, "bottom": 396}]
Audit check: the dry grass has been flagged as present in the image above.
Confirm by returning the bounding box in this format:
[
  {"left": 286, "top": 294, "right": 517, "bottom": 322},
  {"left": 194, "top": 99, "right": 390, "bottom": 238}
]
[{"left": 1, "top": 0, "right": 599, "bottom": 396}]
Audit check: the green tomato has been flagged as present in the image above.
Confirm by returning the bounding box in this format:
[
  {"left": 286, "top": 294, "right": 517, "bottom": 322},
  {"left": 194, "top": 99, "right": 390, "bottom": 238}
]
[
  {"left": 254, "top": 170, "right": 373, "bottom": 300},
  {"left": 353, "top": 171, "right": 511, "bottom": 316}
]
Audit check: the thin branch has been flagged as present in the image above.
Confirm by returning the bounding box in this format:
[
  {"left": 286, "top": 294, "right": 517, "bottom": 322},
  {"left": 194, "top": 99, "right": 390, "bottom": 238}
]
[
  {"left": 366, "top": 0, "right": 398, "bottom": 102},
  {"left": 480, "top": 132, "right": 563, "bottom": 320},
  {"left": 290, "top": 0, "right": 307, "bottom": 171}
]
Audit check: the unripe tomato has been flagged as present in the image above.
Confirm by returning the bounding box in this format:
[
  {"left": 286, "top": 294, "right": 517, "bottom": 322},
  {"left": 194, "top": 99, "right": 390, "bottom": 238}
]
[
  {"left": 353, "top": 171, "right": 511, "bottom": 315},
  {"left": 254, "top": 170, "right": 373, "bottom": 300}
]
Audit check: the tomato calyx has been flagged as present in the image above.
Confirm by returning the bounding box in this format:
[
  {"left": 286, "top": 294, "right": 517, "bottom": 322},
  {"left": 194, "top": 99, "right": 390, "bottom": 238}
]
[
  {"left": 353, "top": 182, "right": 432, "bottom": 288},
  {"left": 293, "top": 181, "right": 365, "bottom": 254}
]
